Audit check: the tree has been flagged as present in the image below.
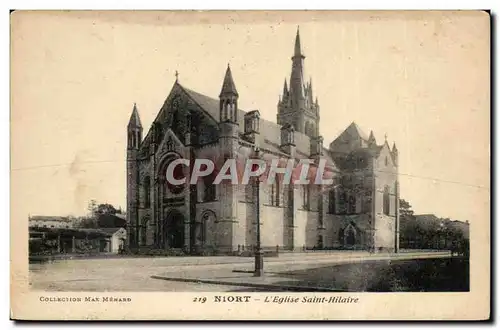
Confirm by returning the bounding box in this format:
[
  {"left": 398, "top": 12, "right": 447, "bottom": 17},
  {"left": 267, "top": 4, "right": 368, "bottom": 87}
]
[
  {"left": 96, "top": 203, "right": 118, "bottom": 215},
  {"left": 399, "top": 199, "right": 414, "bottom": 218},
  {"left": 87, "top": 199, "right": 98, "bottom": 217},
  {"left": 399, "top": 198, "right": 417, "bottom": 248}
]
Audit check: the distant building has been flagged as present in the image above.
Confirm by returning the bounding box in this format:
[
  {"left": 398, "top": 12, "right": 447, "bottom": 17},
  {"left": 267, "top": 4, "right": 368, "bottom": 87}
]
[
  {"left": 28, "top": 215, "right": 75, "bottom": 229},
  {"left": 99, "top": 228, "right": 127, "bottom": 253},
  {"left": 97, "top": 213, "right": 127, "bottom": 229}
]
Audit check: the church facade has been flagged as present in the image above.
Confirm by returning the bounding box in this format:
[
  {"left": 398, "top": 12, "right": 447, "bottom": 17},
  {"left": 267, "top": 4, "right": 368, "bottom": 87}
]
[{"left": 126, "top": 30, "right": 400, "bottom": 254}]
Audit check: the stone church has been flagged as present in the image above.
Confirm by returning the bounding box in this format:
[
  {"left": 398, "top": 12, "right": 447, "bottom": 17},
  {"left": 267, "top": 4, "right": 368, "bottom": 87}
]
[{"left": 126, "top": 29, "right": 400, "bottom": 254}]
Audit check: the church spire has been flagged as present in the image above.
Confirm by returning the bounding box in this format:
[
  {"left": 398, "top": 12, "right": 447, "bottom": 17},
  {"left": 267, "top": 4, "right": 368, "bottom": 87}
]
[
  {"left": 128, "top": 103, "right": 142, "bottom": 129},
  {"left": 219, "top": 64, "right": 238, "bottom": 97},
  {"left": 290, "top": 26, "right": 306, "bottom": 105},
  {"left": 294, "top": 26, "right": 303, "bottom": 57},
  {"left": 368, "top": 130, "right": 376, "bottom": 145},
  {"left": 277, "top": 28, "right": 318, "bottom": 134},
  {"left": 219, "top": 64, "right": 239, "bottom": 123},
  {"left": 127, "top": 103, "right": 142, "bottom": 150}
]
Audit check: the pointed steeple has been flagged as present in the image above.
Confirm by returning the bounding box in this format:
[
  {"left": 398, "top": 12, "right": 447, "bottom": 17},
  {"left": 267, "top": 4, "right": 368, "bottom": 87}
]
[
  {"left": 219, "top": 64, "right": 238, "bottom": 97},
  {"left": 127, "top": 103, "right": 142, "bottom": 150},
  {"left": 368, "top": 130, "right": 376, "bottom": 145},
  {"left": 219, "top": 64, "right": 239, "bottom": 124},
  {"left": 392, "top": 142, "right": 398, "bottom": 166},
  {"left": 282, "top": 78, "right": 288, "bottom": 96},
  {"left": 289, "top": 27, "right": 306, "bottom": 105},
  {"left": 294, "top": 26, "right": 303, "bottom": 57},
  {"left": 128, "top": 103, "right": 142, "bottom": 128}
]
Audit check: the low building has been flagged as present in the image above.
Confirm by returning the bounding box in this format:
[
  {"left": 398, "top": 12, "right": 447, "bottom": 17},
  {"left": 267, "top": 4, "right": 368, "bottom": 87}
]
[
  {"left": 99, "top": 228, "right": 127, "bottom": 253},
  {"left": 29, "top": 215, "right": 75, "bottom": 229}
]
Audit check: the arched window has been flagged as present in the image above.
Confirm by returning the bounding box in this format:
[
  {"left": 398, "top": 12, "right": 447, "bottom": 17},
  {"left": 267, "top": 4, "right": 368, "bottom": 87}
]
[
  {"left": 144, "top": 176, "right": 151, "bottom": 208},
  {"left": 348, "top": 194, "right": 356, "bottom": 214},
  {"left": 338, "top": 188, "right": 347, "bottom": 214},
  {"left": 303, "top": 185, "right": 310, "bottom": 210},
  {"left": 225, "top": 103, "right": 232, "bottom": 121},
  {"left": 276, "top": 177, "right": 280, "bottom": 206},
  {"left": 270, "top": 177, "right": 281, "bottom": 206},
  {"left": 141, "top": 216, "right": 148, "bottom": 245},
  {"left": 328, "top": 189, "right": 336, "bottom": 214},
  {"left": 383, "top": 186, "right": 390, "bottom": 215}
]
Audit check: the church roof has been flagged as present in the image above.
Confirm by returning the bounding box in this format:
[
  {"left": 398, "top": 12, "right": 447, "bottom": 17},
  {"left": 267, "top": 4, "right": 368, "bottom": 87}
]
[
  {"left": 179, "top": 84, "right": 313, "bottom": 158},
  {"left": 343, "top": 122, "right": 370, "bottom": 141}
]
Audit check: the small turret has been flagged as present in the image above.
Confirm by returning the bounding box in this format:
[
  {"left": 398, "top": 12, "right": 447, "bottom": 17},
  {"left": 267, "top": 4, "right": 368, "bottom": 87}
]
[
  {"left": 127, "top": 103, "right": 143, "bottom": 150},
  {"left": 219, "top": 64, "right": 239, "bottom": 124},
  {"left": 243, "top": 110, "right": 260, "bottom": 143},
  {"left": 368, "top": 130, "right": 376, "bottom": 146},
  {"left": 392, "top": 142, "right": 398, "bottom": 166},
  {"left": 280, "top": 123, "right": 296, "bottom": 155}
]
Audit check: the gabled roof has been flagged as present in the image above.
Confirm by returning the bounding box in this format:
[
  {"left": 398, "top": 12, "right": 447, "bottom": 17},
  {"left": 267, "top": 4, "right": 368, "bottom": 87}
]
[
  {"left": 340, "top": 122, "right": 370, "bottom": 141},
  {"left": 180, "top": 84, "right": 313, "bottom": 156}
]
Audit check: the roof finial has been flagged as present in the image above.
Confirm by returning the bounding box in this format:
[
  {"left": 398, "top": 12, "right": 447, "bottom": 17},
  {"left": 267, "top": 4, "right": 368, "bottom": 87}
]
[
  {"left": 175, "top": 70, "right": 179, "bottom": 82},
  {"left": 384, "top": 133, "right": 388, "bottom": 142}
]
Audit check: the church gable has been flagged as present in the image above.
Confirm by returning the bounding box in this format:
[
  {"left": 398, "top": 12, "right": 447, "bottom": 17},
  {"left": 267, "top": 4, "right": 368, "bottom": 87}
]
[
  {"left": 376, "top": 142, "right": 396, "bottom": 169},
  {"left": 156, "top": 128, "right": 187, "bottom": 159},
  {"left": 329, "top": 122, "right": 370, "bottom": 154},
  {"left": 140, "top": 83, "right": 220, "bottom": 153}
]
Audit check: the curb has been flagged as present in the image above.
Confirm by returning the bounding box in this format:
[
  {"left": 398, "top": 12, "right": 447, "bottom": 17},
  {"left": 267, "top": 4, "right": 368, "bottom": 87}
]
[{"left": 150, "top": 275, "right": 346, "bottom": 292}]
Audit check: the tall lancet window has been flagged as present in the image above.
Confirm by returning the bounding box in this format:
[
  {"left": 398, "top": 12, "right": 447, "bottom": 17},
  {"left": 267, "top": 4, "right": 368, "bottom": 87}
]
[
  {"left": 144, "top": 176, "right": 151, "bottom": 208},
  {"left": 303, "top": 184, "right": 310, "bottom": 210},
  {"left": 348, "top": 193, "right": 356, "bottom": 214},
  {"left": 328, "top": 188, "right": 336, "bottom": 214},
  {"left": 269, "top": 177, "right": 281, "bottom": 206},
  {"left": 226, "top": 102, "right": 231, "bottom": 121},
  {"left": 383, "top": 186, "right": 390, "bottom": 215}
]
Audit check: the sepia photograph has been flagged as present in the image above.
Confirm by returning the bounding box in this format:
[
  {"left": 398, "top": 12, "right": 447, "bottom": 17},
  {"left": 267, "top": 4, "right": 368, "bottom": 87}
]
[{"left": 10, "top": 10, "right": 490, "bottom": 320}]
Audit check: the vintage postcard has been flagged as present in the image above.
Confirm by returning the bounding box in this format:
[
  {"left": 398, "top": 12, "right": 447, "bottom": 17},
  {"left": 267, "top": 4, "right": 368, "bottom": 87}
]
[{"left": 10, "top": 10, "right": 490, "bottom": 320}]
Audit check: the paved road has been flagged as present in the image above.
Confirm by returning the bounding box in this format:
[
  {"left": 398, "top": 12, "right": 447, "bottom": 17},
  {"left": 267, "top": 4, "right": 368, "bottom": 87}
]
[{"left": 29, "top": 250, "right": 450, "bottom": 292}]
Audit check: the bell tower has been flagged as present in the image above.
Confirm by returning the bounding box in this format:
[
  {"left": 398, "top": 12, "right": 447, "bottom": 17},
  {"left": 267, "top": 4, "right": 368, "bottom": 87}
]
[
  {"left": 126, "top": 103, "right": 142, "bottom": 248},
  {"left": 277, "top": 27, "right": 320, "bottom": 138}
]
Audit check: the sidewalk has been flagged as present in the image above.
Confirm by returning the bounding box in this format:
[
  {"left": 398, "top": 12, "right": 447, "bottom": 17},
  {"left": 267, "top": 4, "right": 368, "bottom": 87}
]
[{"left": 152, "top": 250, "right": 452, "bottom": 291}]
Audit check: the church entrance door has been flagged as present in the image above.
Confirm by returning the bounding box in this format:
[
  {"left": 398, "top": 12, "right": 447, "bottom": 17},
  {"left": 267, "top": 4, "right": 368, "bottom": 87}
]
[
  {"left": 345, "top": 227, "right": 356, "bottom": 247},
  {"left": 164, "top": 210, "right": 185, "bottom": 249}
]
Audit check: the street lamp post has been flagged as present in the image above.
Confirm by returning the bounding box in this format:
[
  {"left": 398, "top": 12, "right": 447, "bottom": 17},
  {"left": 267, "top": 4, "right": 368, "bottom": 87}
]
[{"left": 253, "top": 146, "right": 263, "bottom": 277}]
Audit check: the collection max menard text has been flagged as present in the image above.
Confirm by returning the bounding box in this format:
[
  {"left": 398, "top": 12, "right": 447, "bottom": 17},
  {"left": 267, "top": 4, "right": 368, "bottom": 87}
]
[{"left": 39, "top": 295, "right": 360, "bottom": 304}]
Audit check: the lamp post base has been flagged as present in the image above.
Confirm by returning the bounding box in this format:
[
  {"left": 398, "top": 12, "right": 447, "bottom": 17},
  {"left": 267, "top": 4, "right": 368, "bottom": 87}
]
[{"left": 254, "top": 249, "right": 264, "bottom": 277}]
